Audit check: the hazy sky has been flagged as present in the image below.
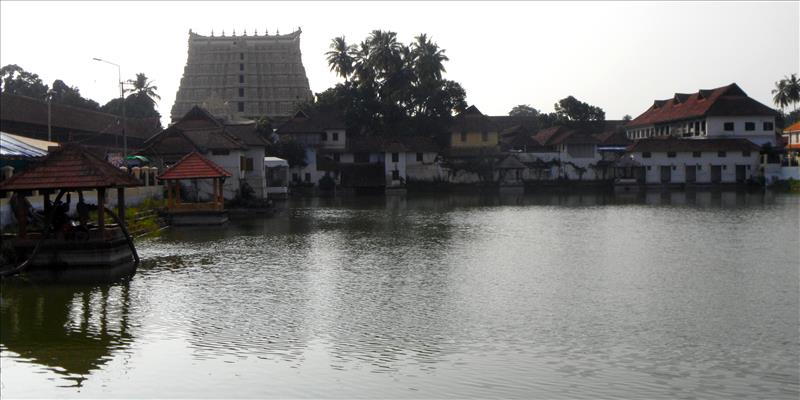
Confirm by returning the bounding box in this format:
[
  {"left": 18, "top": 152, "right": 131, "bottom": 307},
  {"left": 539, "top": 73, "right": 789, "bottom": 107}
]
[{"left": 1, "top": 1, "right": 798, "bottom": 127}]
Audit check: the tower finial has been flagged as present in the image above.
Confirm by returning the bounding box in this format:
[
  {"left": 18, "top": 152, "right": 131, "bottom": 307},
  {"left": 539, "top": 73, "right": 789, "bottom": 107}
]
[
  {"left": 233, "top": 28, "right": 236, "bottom": 36},
  {"left": 254, "top": 28, "right": 258, "bottom": 36},
  {"left": 276, "top": 28, "right": 280, "bottom": 35},
  {"left": 244, "top": 29, "right": 247, "bottom": 36},
  {"left": 222, "top": 29, "right": 225, "bottom": 36},
  {"left": 211, "top": 29, "right": 214, "bottom": 37}
]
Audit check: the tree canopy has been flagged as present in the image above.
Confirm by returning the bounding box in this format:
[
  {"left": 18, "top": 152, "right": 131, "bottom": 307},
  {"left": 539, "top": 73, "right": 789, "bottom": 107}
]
[
  {"left": 508, "top": 104, "right": 540, "bottom": 117},
  {"left": 554, "top": 96, "right": 605, "bottom": 122},
  {"left": 773, "top": 73, "right": 800, "bottom": 112},
  {"left": 1, "top": 64, "right": 160, "bottom": 124},
  {"left": 309, "top": 30, "right": 467, "bottom": 138},
  {"left": 0, "top": 64, "right": 50, "bottom": 100}
]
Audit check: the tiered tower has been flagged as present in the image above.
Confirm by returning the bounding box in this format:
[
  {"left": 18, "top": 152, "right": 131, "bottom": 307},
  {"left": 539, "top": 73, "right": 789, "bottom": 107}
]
[{"left": 171, "top": 28, "right": 314, "bottom": 121}]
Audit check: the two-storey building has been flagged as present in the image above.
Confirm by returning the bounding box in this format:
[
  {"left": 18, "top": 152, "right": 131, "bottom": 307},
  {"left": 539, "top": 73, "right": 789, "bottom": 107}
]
[{"left": 625, "top": 83, "right": 777, "bottom": 146}]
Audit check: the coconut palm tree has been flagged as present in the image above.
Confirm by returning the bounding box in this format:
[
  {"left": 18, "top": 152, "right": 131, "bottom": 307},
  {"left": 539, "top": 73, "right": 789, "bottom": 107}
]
[
  {"left": 773, "top": 79, "right": 790, "bottom": 111},
  {"left": 783, "top": 73, "right": 800, "bottom": 112},
  {"left": 126, "top": 73, "right": 160, "bottom": 104},
  {"left": 366, "top": 30, "right": 402, "bottom": 80},
  {"left": 411, "top": 34, "right": 449, "bottom": 83},
  {"left": 325, "top": 36, "right": 355, "bottom": 81}
]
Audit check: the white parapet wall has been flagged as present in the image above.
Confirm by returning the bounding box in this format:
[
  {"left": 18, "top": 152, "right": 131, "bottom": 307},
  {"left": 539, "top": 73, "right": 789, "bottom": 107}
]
[{"left": 0, "top": 185, "right": 164, "bottom": 228}]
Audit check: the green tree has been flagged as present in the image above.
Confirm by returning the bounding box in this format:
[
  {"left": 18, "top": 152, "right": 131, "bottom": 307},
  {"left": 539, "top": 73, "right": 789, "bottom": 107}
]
[
  {"left": 786, "top": 74, "right": 800, "bottom": 111},
  {"left": 554, "top": 96, "right": 605, "bottom": 122},
  {"left": 622, "top": 114, "right": 632, "bottom": 121},
  {"left": 411, "top": 34, "right": 448, "bottom": 83},
  {"left": 325, "top": 37, "right": 355, "bottom": 80},
  {"left": 126, "top": 73, "right": 161, "bottom": 105},
  {"left": 773, "top": 79, "right": 791, "bottom": 110},
  {"left": 50, "top": 79, "right": 100, "bottom": 111},
  {"left": 509, "top": 104, "right": 539, "bottom": 117},
  {"left": 310, "top": 30, "right": 467, "bottom": 139},
  {"left": 0, "top": 64, "right": 49, "bottom": 99}
]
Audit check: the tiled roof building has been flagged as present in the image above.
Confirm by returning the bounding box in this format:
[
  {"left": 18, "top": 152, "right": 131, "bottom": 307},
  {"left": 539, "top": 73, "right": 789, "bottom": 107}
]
[{"left": 625, "top": 83, "right": 777, "bottom": 146}]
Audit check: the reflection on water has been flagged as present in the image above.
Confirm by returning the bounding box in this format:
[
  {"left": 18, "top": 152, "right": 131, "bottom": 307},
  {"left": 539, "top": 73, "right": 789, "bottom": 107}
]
[
  {"left": 1, "top": 191, "right": 798, "bottom": 398},
  {"left": 0, "top": 282, "right": 134, "bottom": 387}
]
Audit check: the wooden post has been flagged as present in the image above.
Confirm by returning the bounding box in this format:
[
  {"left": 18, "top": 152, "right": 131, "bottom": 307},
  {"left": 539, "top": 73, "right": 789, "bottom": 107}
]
[
  {"left": 43, "top": 190, "right": 51, "bottom": 215},
  {"left": 15, "top": 192, "right": 27, "bottom": 239},
  {"left": 167, "top": 181, "right": 174, "bottom": 208},
  {"left": 98, "top": 187, "right": 106, "bottom": 236},
  {"left": 175, "top": 181, "right": 181, "bottom": 204},
  {"left": 117, "top": 187, "right": 125, "bottom": 228}
]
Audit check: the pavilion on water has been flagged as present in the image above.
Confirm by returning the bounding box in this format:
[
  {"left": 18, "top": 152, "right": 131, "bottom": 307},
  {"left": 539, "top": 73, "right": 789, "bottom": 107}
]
[
  {"left": 158, "top": 151, "right": 231, "bottom": 225},
  {"left": 0, "top": 143, "right": 141, "bottom": 279}
]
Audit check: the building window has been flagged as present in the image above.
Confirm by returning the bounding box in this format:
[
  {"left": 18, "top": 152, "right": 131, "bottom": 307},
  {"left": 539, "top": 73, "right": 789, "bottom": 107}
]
[
  {"left": 237, "top": 102, "right": 244, "bottom": 112},
  {"left": 643, "top": 152, "right": 651, "bottom": 158},
  {"left": 239, "top": 63, "right": 244, "bottom": 71},
  {"left": 354, "top": 153, "right": 369, "bottom": 163},
  {"left": 305, "top": 173, "right": 311, "bottom": 182},
  {"left": 391, "top": 152, "right": 399, "bottom": 162},
  {"left": 320, "top": 132, "right": 327, "bottom": 141},
  {"left": 763, "top": 122, "right": 774, "bottom": 131},
  {"left": 745, "top": 122, "right": 755, "bottom": 131},
  {"left": 692, "top": 151, "right": 702, "bottom": 158},
  {"left": 292, "top": 173, "right": 299, "bottom": 182},
  {"left": 723, "top": 122, "right": 734, "bottom": 131},
  {"left": 240, "top": 53, "right": 244, "bottom": 60},
  {"left": 718, "top": 151, "right": 726, "bottom": 157},
  {"left": 481, "top": 131, "right": 488, "bottom": 142},
  {"left": 333, "top": 153, "right": 340, "bottom": 162},
  {"left": 742, "top": 150, "right": 751, "bottom": 157},
  {"left": 332, "top": 132, "right": 339, "bottom": 141},
  {"left": 460, "top": 132, "right": 467, "bottom": 142},
  {"left": 416, "top": 152, "right": 423, "bottom": 162},
  {"left": 667, "top": 151, "right": 676, "bottom": 158},
  {"left": 238, "top": 88, "right": 244, "bottom": 97},
  {"left": 392, "top": 170, "right": 400, "bottom": 180},
  {"left": 240, "top": 156, "right": 253, "bottom": 171},
  {"left": 239, "top": 75, "right": 244, "bottom": 83}
]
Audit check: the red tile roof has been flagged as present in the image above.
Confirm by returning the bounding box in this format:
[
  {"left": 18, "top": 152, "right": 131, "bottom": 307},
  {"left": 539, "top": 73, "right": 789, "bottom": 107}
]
[
  {"left": 0, "top": 143, "right": 142, "bottom": 191},
  {"left": 627, "top": 83, "right": 776, "bottom": 128},
  {"left": 784, "top": 121, "right": 800, "bottom": 133},
  {"left": 157, "top": 152, "right": 232, "bottom": 180}
]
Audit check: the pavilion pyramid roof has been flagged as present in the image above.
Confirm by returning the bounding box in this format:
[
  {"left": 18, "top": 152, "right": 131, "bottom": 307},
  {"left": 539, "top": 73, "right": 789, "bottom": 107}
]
[
  {"left": 157, "top": 151, "right": 232, "bottom": 180},
  {"left": 0, "top": 143, "right": 141, "bottom": 191}
]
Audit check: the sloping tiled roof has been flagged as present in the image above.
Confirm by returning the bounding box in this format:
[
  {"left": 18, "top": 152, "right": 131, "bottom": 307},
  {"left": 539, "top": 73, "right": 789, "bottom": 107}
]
[
  {"left": 158, "top": 151, "right": 232, "bottom": 180},
  {"left": 627, "top": 83, "right": 777, "bottom": 128},
  {"left": 275, "top": 110, "right": 346, "bottom": 134},
  {"left": 783, "top": 121, "right": 800, "bottom": 133},
  {"left": 140, "top": 106, "right": 261, "bottom": 155},
  {"left": 0, "top": 143, "right": 141, "bottom": 191},
  {"left": 342, "top": 135, "right": 441, "bottom": 153},
  {"left": 0, "top": 93, "right": 161, "bottom": 139},
  {"left": 531, "top": 121, "right": 628, "bottom": 147},
  {"left": 627, "top": 137, "right": 760, "bottom": 153},
  {"left": 451, "top": 106, "right": 497, "bottom": 133}
]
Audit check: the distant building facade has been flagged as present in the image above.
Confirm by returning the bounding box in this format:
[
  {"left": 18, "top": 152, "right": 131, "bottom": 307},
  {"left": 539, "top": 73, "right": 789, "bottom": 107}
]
[
  {"left": 140, "top": 106, "right": 268, "bottom": 200},
  {"left": 625, "top": 83, "right": 777, "bottom": 146},
  {"left": 171, "top": 29, "right": 314, "bottom": 121},
  {"left": 624, "top": 137, "right": 760, "bottom": 185}
]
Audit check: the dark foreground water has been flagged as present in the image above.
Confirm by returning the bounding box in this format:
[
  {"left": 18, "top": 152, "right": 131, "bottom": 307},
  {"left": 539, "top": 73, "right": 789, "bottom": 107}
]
[{"left": 2, "top": 191, "right": 799, "bottom": 399}]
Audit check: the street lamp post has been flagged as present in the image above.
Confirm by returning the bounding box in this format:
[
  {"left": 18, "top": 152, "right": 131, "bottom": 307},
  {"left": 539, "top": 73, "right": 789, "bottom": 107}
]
[
  {"left": 46, "top": 89, "right": 54, "bottom": 141},
  {"left": 93, "top": 57, "right": 127, "bottom": 157}
]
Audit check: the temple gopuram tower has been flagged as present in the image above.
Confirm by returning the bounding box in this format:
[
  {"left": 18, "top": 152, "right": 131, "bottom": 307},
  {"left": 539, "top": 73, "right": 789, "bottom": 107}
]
[{"left": 171, "top": 28, "right": 314, "bottom": 121}]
